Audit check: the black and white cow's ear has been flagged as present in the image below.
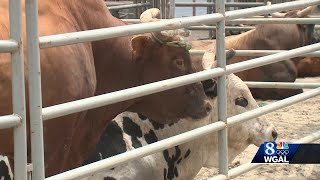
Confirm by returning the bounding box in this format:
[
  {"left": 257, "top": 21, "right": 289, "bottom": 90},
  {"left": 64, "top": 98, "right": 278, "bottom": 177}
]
[
  {"left": 202, "top": 46, "right": 216, "bottom": 70},
  {"left": 131, "top": 35, "right": 152, "bottom": 61},
  {"left": 202, "top": 78, "right": 217, "bottom": 98}
]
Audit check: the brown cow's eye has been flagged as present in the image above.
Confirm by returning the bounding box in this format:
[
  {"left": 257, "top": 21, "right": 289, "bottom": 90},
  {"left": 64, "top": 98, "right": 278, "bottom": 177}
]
[
  {"left": 175, "top": 58, "right": 184, "bottom": 66},
  {"left": 235, "top": 96, "right": 248, "bottom": 107}
]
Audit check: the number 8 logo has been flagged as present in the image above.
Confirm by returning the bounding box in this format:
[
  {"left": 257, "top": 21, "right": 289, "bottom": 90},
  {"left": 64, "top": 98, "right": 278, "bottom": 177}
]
[{"left": 264, "top": 142, "right": 275, "bottom": 155}]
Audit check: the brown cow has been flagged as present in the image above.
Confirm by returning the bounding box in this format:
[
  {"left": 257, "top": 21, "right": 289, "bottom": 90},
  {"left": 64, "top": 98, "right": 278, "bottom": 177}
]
[
  {"left": 268, "top": 2, "right": 320, "bottom": 78},
  {"left": 0, "top": 1, "right": 211, "bottom": 176},
  {"left": 293, "top": 57, "right": 320, "bottom": 77},
  {"left": 190, "top": 6, "right": 317, "bottom": 100}
]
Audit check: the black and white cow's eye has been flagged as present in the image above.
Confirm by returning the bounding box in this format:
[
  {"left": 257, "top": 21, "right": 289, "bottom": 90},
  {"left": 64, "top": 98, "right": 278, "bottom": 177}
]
[{"left": 235, "top": 96, "right": 248, "bottom": 107}]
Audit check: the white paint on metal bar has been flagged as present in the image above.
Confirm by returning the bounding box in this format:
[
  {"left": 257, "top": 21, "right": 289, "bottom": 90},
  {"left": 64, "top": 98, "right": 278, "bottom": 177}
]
[
  {"left": 169, "top": 0, "right": 175, "bottom": 18},
  {"left": 0, "top": 114, "right": 21, "bottom": 129},
  {"left": 25, "top": 0, "right": 46, "bottom": 179},
  {"left": 226, "top": 43, "right": 320, "bottom": 75},
  {"left": 175, "top": 2, "right": 264, "bottom": 8},
  {"left": 190, "top": 50, "right": 320, "bottom": 58},
  {"left": 38, "top": 0, "right": 320, "bottom": 49},
  {"left": 0, "top": 39, "right": 19, "bottom": 52},
  {"left": 123, "top": 18, "right": 320, "bottom": 25},
  {"left": 42, "top": 68, "right": 225, "bottom": 121},
  {"left": 189, "top": 25, "right": 254, "bottom": 31},
  {"left": 108, "top": 3, "right": 151, "bottom": 10},
  {"left": 39, "top": 13, "right": 224, "bottom": 48},
  {"left": 215, "top": 0, "right": 229, "bottom": 176},
  {"left": 245, "top": 82, "right": 320, "bottom": 89},
  {"left": 227, "top": 87, "right": 320, "bottom": 127},
  {"left": 228, "top": 18, "right": 320, "bottom": 24},
  {"left": 225, "top": 0, "right": 320, "bottom": 20},
  {"left": 9, "top": 0, "right": 28, "bottom": 179},
  {"left": 295, "top": 129, "right": 320, "bottom": 143}
]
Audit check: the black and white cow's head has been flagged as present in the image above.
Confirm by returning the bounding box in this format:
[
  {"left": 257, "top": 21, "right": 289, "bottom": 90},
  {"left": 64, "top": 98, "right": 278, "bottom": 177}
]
[{"left": 201, "top": 47, "right": 278, "bottom": 167}]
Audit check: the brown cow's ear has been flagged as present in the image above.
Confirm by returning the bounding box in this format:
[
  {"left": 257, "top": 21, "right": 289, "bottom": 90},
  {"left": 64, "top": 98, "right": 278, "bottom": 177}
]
[{"left": 131, "top": 35, "right": 152, "bottom": 61}]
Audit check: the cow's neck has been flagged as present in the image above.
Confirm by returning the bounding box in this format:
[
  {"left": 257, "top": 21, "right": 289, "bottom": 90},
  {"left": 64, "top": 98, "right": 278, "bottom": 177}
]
[
  {"left": 47, "top": 0, "right": 140, "bottom": 103},
  {"left": 62, "top": 0, "right": 144, "bottom": 170}
]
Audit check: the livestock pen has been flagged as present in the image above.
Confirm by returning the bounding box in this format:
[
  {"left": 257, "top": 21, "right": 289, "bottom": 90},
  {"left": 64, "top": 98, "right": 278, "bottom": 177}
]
[{"left": 1, "top": 0, "right": 320, "bottom": 180}]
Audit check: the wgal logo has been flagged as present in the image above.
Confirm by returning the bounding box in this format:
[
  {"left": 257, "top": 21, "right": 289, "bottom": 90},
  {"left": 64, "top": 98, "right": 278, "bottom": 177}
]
[{"left": 263, "top": 142, "right": 289, "bottom": 163}]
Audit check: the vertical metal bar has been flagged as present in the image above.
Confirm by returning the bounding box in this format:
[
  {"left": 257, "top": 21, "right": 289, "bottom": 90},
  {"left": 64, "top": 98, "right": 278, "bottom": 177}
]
[
  {"left": 207, "top": 0, "right": 213, "bottom": 38},
  {"left": 264, "top": 0, "right": 268, "bottom": 18},
  {"left": 215, "top": 0, "right": 228, "bottom": 176},
  {"left": 141, "top": 0, "right": 145, "bottom": 12},
  {"left": 149, "top": 0, "right": 154, "bottom": 8},
  {"left": 192, "top": 0, "right": 196, "bottom": 16},
  {"left": 169, "top": 0, "right": 176, "bottom": 18},
  {"left": 161, "top": 0, "right": 166, "bottom": 19},
  {"left": 25, "top": 0, "right": 45, "bottom": 179},
  {"left": 138, "top": 0, "right": 142, "bottom": 18},
  {"left": 134, "top": 0, "right": 139, "bottom": 18},
  {"left": 9, "top": 0, "right": 28, "bottom": 180}
]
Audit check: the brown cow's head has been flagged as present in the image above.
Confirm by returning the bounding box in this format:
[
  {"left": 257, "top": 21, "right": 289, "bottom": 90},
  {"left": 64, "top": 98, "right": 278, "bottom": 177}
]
[
  {"left": 268, "top": 2, "right": 319, "bottom": 45},
  {"left": 129, "top": 9, "right": 212, "bottom": 124}
]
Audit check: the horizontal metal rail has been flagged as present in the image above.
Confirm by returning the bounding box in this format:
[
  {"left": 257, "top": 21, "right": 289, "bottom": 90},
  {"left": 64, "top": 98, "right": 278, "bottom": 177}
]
[
  {"left": 244, "top": 82, "right": 320, "bottom": 89},
  {"left": 42, "top": 42, "right": 320, "bottom": 121},
  {"left": 227, "top": 87, "right": 320, "bottom": 127},
  {"left": 46, "top": 87, "right": 320, "bottom": 180},
  {"left": 108, "top": 3, "right": 151, "bottom": 10},
  {"left": 225, "top": 0, "right": 320, "bottom": 20},
  {"left": 188, "top": 25, "right": 254, "bottom": 31},
  {"left": 189, "top": 50, "right": 320, "bottom": 57},
  {"left": 175, "top": 2, "right": 264, "bottom": 8},
  {"left": 123, "top": 18, "right": 320, "bottom": 25},
  {"left": 38, "top": 0, "right": 320, "bottom": 49},
  {"left": 0, "top": 114, "right": 21, "bottom": 129},
  {"left": 39, "top": 13, "right": 224, "bottom": 48},
  {"left": 226, "top": 43, "right": 320, "bottom": 74},
  {"left": 210, "top": 129, "right": 320, "bottom": 180},
  {"left": 42, "top": 68, "right": 225, "bottom": 120},
  {"left": 0, "top": 39, "right": 19, "bottom": 53},
  {"left": 227, "top": 18, "right": 320, "bottom": 25},
  {"left": 190, "top": 25, "right": 320, "bottom": 31}
]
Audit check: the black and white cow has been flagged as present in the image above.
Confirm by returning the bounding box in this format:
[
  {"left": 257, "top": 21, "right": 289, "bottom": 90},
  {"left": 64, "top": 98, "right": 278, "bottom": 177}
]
[
  {"left": 0, "top": 155, "right": 13, "bottom": 180},
  {"left": 83, "top": 73, "right": 278, "bottom": 180}
]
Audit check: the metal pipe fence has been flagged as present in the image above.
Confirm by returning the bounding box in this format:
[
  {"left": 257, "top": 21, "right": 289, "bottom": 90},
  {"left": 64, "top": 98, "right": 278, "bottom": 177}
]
[
  {"left": 108, "top": 3, "right": 151, "bottom": 10},
  {"left": 0, "top": 0, "right": 319, "bottom": 180},
  {"left": 215, "top": 0, "right": 229, "bottom": 176},
  {"left": 123, "top": 18, "right": 320, "bottom": 24},
  {"left": 244, "top": 82, "right": 320, "bottom": 89},
  {"left": 46, "top": 87, "right": 320, "bottom": 180},
  {"left": 189, "top": 49, "right": 320, "bottom": 57},
  {"left": 175, "top": 2, "right": 265, "bottom": 8}
]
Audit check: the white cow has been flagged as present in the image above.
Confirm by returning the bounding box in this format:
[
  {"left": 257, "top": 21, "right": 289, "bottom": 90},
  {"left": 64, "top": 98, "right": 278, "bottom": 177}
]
[
  {"left": 0, "top": 155, "right": 13, "bottom": 180},
  {"left": 83, "top": 73, "right": 277, "bottom": 180}
]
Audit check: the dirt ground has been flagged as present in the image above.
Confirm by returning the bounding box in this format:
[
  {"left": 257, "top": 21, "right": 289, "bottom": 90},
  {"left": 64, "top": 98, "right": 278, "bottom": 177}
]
[{"left": 195, "top": 77, "right": 320, "bottom": 180}]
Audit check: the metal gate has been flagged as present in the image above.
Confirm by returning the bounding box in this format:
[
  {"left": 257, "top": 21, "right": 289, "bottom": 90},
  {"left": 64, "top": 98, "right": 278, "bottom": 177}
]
[{"left": 1, "top": 0, "right": 320, "bottom": 180}]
